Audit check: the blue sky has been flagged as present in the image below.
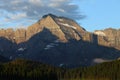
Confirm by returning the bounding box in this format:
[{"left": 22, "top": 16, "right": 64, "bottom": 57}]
[
  {"left": 79, "top": 0, "right": 120, "bottom": 31},
  {"left": 0, "top": 0, "right": 120, "bottom": 32}
]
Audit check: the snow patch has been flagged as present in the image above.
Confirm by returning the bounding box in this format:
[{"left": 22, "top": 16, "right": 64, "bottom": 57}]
[
  {"left": 58, "top": 22, "right": 77, "bottom": 29},
  {"left": 18, "top": 47, "right": 26, "bottom": 51},
  {"left": 93, "top": 58, "right": 110, "bottom": 63},
  {"left": 44, "top": 43, "right": 58, "bottom": 50},
  {"left": 59, "top": 64, "right": 64, "bottom": 67},
  {"left": 58, "top": 19, "right": 63, "bottom": 21},
  {"left": 46, "top": 44, "right": 54, "bottom": 48},
  {"left": 44, "top": 44, "right": 54, "bottom": 50},
  {"left": 94, "top": 31, "right": 106, "bottom": 36},
  {"left": 44, "top": 40, "right": 60, "bottom": 50}
]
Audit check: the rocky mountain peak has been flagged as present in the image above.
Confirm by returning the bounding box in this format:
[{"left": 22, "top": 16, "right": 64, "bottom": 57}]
[
  {"left": 0, "top": 14, "right": 86, "bottom": 43},
  {"left": 24, "top": 14, "right": 87, "bottom": 43},
  {"left": 0, "top": 14, "right": 120, "bottom": 67},
  {"left": 0, "top": 14, "right": 120, "bottom": 50},
  {"left": 42, "top": 13, "right": 58, "bottom": 19}
]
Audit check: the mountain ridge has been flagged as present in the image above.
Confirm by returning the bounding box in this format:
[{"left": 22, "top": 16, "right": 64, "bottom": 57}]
[
  {"left": 0, "top": 14, "right": 87, "bottom": 43},
  {"left": 0, "top": 14, "right": 120, "bottom": 67}
]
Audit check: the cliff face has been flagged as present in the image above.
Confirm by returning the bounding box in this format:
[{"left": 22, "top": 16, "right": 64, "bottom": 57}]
[
  {"left": 94, "top": 28, "right": 120, "bottom": 49},
  {"left": 0, "top": 28, "right": 26, "bottom": 43},
  {"left": 103, "top": 28, "right": 120, "bottom": 49},
  {"left": 0, "top": 14, "right": 120, "bottom": 67}
]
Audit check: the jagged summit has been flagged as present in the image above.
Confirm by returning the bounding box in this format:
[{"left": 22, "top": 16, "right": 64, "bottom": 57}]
[
  {"left": 0, "top": 14, "right": 120, "bottom": 50},
  {"left": 0, "top": 14, "right": 120, "bottom": 67},
  {"left": 39, "top": 14, "right": 86, "bottom": 41},
  {"left": 0, "top": 14, "right": 86, "bottom": 43},
  {"left": 42, "top": 13, "right": 58, "bottom": 18}
]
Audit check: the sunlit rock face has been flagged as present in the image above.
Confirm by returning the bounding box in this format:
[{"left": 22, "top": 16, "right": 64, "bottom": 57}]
[
  {"left": 93, "top": 28, "right": 120, "bottom": 50},
  {"left": 0, "top": 14, "right": 86, "bottom": 44},
  {"left": 0, "top": 14, "right": 120, "bottom": 67},
  {"left": 0, "top": 14, "right": 120, "bottom": 50},
  {"left": 103, "top": 28, "right": 120, "bottom": 49}
]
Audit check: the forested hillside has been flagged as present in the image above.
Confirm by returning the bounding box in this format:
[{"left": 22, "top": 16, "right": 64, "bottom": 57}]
[{"left": 0, "top": 59, "right": 120, "bottom": 80}]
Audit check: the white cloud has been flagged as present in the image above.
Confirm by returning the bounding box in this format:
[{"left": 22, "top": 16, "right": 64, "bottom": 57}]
[
  {"left": 4, "top": 13, "right": 27, "bottom": 22},
  {"left": 49, "top": 3, "right": 60, "bottom": 7},
  {"left": 58, "top": 9, "right": 65, "bottom": 12},
  {"left": 28, "top": 0, "right": 43, "bottom": 6},
  {"left": 0, "top": 0, "right": 82, "bottom": 28},
  {"left": 11, "top": 0, "right": 21, "bottom": 4}
]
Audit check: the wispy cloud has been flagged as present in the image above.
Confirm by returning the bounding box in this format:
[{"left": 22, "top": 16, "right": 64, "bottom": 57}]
[
  {"left": 0, "top": 0, "right": 82, "bottom": 28},
  {"left": 4, "top": 13, "right": 27, "bottom": 22}
]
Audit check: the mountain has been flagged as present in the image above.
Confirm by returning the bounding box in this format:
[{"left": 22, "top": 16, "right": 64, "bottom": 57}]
[
  {"left": 0, "top": 14, "right": 86, "bottom": 43},
  {"left": 0, "top": 14, "right": 120, "bottom": 67}
]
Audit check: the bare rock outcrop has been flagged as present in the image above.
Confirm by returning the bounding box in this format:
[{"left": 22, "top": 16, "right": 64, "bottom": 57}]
[
  {"left": 0, "top": 14, "right": 120, "bottom": 50},
  {"left": 93, "top": 28, "right": 120, "bottom": 49}
]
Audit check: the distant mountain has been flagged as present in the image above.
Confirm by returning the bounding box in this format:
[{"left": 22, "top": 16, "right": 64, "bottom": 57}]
[
  {"left": 0, "top": 14, "right": 120, "bottom": 67},
  {"left": 94, "top": 28, "right": 120, "bottom": 49}
]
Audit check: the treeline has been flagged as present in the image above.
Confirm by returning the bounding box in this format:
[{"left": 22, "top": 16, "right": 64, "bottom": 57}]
[
  {"left": 0, "top": 59, "right": 120, "bottom": 80},
  {"left": 67, "top": 60, "right": 120, "bottom": 80},
  {"left": 0, "top": 59, "right": 61, "bottom": 80}
]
